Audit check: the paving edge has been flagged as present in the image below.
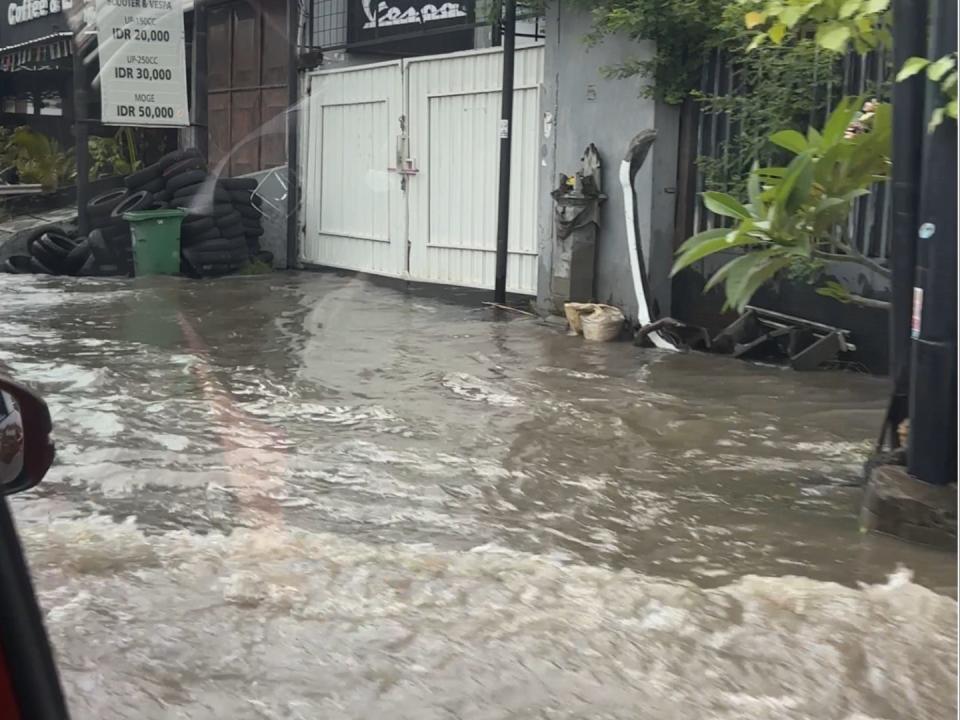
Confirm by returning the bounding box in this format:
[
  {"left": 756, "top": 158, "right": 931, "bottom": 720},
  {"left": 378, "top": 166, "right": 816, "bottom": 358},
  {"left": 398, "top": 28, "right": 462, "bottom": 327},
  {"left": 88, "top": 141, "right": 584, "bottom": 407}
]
[{"left": 860, "top": 464, "right": 957, "bottom": 550}]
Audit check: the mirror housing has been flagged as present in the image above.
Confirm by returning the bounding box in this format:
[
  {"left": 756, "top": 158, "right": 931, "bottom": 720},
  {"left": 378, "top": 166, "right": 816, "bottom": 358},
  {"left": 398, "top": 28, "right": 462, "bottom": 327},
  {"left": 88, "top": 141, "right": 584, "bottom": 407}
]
[{"left": 0, "top": 377, "right": 54, "bottom": 495}]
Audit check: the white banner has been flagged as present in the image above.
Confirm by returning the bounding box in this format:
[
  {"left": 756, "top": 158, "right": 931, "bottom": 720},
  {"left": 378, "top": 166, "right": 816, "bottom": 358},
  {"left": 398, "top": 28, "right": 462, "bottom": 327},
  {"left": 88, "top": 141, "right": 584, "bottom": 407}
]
[{"left": 96, "top": 0, "right": 189, "bottom": 127}]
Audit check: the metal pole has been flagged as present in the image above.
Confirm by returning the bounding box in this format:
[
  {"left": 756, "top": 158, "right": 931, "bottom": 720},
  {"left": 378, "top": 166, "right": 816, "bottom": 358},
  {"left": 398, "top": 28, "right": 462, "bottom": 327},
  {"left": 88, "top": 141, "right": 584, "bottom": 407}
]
[
  {"left": 907, "top": 0, "right": 957, "bottom": 485},
  {"left": 493, "top": 0, "right": 516, "bottom": 304},
  {"left": 190, "top": 0, "right": 209, "bottom": 158},
  {"left": 72, "top": 38, "right": 90, "bottom": 237},
  {"left": 285, "top": 0, "right": 300, "bottom": 269},
  {"left": 878, "top": 0, "right": 928, "bottom": 449}
]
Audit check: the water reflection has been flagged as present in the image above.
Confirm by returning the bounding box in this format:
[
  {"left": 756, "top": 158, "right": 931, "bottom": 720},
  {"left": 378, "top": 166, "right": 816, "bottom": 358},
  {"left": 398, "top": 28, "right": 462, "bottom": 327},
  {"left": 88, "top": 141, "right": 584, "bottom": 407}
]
[{"left": 1, "top": 272, "right": 955, "bottom": 720}]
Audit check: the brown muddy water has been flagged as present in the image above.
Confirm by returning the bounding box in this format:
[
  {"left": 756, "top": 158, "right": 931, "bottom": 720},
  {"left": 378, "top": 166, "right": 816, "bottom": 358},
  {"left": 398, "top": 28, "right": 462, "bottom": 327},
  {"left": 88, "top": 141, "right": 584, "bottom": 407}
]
[{"left": 0, "top": 271, "right": 955, "bottom": 720}]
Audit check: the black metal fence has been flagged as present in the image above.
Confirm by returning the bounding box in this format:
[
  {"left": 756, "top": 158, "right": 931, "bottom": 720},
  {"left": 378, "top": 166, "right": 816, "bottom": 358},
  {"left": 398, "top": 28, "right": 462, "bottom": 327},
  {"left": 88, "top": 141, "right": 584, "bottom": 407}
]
[{"left": 689, "top": 48, "right": 893, "bottom": 261}]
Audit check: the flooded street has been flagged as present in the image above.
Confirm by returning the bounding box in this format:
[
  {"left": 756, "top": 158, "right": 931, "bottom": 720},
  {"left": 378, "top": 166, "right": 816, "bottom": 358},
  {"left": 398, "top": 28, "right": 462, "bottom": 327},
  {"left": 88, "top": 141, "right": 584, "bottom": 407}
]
[{"left": 1, "top": 271, "right": 955, "bottom": 720}]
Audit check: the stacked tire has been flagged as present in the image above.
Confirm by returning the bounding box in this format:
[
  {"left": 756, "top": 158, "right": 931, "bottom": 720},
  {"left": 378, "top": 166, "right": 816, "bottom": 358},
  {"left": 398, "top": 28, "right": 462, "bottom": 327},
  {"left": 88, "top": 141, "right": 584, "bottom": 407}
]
[
  {"left": 0, "top": 223, "right": 91, "bottom": 276},
  {"left": 1, "top": 147, "right": 267, "bottom": 277},
  {"left": 222, "top": 178, "right": 267, "bottom": 260}
]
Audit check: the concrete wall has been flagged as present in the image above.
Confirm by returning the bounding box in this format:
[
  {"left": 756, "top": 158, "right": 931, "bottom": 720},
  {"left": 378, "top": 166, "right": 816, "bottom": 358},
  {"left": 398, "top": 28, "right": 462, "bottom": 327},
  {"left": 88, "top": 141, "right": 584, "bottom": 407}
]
[{"left": 537, "top": 3, "right": 679, "bottom": 322}]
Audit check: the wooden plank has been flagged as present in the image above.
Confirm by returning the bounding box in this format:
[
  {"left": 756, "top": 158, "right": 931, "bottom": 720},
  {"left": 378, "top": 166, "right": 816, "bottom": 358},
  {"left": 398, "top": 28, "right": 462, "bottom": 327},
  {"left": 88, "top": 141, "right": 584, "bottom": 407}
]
[
  {"left": 229, "top": 89, "right": 261, "bottom": 176},
  {"left": 231, "top": 3, "right": 260, "bottom": 89},
  {"left": 259, "top": 86, "right": 287, "bottom": 170},
  {"left": 208, "top": 90, "right": 231, "bottom": 171}
]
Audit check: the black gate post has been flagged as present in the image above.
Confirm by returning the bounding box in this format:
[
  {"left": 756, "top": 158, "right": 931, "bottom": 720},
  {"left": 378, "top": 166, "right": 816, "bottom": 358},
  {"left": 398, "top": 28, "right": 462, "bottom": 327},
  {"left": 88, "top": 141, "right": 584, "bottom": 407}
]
[
  {"left": 906, "top": 0, "right": 958, "bottom": 485},
  {"left": 190, "top": 0, "right": 209, "bottom": 159},
  {"left": 285, "top": 0, "right": 300, "bottom": 269},
  {"left": 878, "top": 0, "right": 929, "bottom": 449},
  {"left": 493, "top": 0, "right": 516, "bottom": 304}
]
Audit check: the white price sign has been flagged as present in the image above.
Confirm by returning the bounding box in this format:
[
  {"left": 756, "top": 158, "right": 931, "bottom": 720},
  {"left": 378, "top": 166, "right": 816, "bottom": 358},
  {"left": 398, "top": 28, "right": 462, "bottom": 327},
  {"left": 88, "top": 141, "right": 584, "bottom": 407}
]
[{"left": 96, "top": 0, "right": 189, "bottom": 127}]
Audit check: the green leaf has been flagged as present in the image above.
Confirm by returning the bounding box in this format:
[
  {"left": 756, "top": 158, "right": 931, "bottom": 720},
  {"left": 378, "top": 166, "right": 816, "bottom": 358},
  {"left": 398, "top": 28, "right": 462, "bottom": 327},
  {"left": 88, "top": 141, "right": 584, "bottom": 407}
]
[
  {"left": 941, "top": 72, "right": 957, "bottom": 94},
  {"left": 677, "top": 227, "right": 729, "bottom": 253},
  {"left": 928, "top": 107, "right": 945, "bottom": 133},
  {"left": 768, "top": 22, "right": 787, "bottom": 44},
  {"left": 704, "top": 253, "right": 756, "bottom": 293},
  {"left": 838, "top": 0, "right": 861, "bottom": 19},
  {"left": 702, "top": 191, "right": 753, "bottom": 219},
  {"left": 755, "top": 167, "right": 787, "bottom": 180},
  {"left": 816, "top": 22, "right": 852, "bottom": 52},
  {"left": 874, "top": 28, "right": 893, "bottom": 49},
  {"left": 926, "top": 55, "right": 956, "bottom": 82},
  {"left": 946, "top": 99, "right": 958, "bottom": 119},
  {"left": 769, "top": 129, "right": 808, "bottom": 154},
  {"left": 671, "top": 230, "right": 757, "bottom": 275},
  {"left": 744, "top": 10, "right": 767, "bottom": 28},
  {"left": 731, "top": 257, "right": 793, "bottom": 312},
  {"left": 816, "top": 281, "right": 853, "bottom": 303},
  {"left": 861, "top": 0, "right": 889, "bottom": 11},
  {"left": 896, "top": 56, "right": 931, "bottom": 81},
  {"left": 785, "top": 154, "right": 814, "bottom": 214},
  {"left": 821, "top": 97, "right": 857, "bottom": 145},
  {"left": 806, "top": 126, "right": 823, "bottom": 148},
  {"left": 747, "top": 33, "right": 769, "bottom": 51},
  {"left": 773, "top": 152, "right": 813, "bottom": 219},
  {"left": 781, "top": 5, "right": 805, "bottom": 27},
  {"left": 747, "top": 164, "right": 765, "bottom": 213},
  {"left": 813, "top": 197, "right": 850, "bottom": 217}
]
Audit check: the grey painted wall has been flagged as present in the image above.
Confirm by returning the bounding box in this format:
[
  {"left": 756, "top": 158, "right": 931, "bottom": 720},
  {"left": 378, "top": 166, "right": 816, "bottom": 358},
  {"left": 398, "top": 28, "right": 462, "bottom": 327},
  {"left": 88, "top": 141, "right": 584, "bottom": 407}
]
[{"left": 537, "top": 3, "right": 679, "bottom": 322}]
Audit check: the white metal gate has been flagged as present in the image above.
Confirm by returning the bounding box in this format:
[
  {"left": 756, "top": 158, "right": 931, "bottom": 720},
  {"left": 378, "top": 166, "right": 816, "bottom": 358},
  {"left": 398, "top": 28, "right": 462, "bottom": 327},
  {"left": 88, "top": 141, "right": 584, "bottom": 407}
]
[{"left": 301, "top": 46, "right": 543, "bottom": 294}]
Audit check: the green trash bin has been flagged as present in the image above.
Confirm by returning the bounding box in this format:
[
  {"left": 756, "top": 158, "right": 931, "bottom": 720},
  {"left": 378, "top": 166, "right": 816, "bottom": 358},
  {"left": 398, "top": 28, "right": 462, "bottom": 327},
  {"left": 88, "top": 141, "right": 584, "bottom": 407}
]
[{"left": 123, "top": 208, "right": 186, "bottom": 276}]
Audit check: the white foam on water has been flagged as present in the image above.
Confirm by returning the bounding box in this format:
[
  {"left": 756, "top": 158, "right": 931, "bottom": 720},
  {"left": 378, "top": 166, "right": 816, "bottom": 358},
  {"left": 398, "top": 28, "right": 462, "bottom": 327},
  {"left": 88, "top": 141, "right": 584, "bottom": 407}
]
[
  {"left": 441, "top": 372, "right": 523, "bottom": 408},
  {"left": 18, "top": 518, "right": 957, "bottom": 720}
]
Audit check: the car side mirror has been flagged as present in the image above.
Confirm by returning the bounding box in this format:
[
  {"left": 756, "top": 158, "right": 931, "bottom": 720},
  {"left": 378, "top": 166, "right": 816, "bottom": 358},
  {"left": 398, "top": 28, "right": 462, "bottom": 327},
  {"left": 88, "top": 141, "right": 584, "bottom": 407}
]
[{"left": 0, "top": 377, "right": 54, "bottom": 496}]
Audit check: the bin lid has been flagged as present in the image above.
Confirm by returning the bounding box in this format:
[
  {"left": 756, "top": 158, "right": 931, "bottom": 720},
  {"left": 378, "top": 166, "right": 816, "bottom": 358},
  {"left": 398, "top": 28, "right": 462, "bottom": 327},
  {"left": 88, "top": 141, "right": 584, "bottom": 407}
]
[{"left": 123, "top": 209, "right": 187, "bottom": 222}]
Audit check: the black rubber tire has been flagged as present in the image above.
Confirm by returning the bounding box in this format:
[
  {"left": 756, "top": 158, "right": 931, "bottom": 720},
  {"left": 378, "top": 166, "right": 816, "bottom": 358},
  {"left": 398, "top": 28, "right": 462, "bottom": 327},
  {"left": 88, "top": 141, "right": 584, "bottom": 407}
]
[
  {"left": 181, "top": 216, "right": 215, "bottom": 234},
  {"left": 136, "top": 176, "right": 167, "bottom": 195},
  {"left": 88, "top": 229, "right": 116, "bottom": 265},
  {"left": 171, "top": 181, "right": 206, "bottom": 199},
  {"left": 77, "top": 253, "right": 97, "bottom": 277},
  {"left": 156, "top": 147, "right": 202, "bottom": 171},
  {"left": 11, "top": 222, "right": 77, "bottom": 245},
  {"left": 110, "top": 190, "right": 154, "bottom": 219},
  {"left": 163, "top": 157, "right": 207, "bottom": 178},
  {"left": 186, "top": 236, "right": 247, "bottom": 253},
  {"left": 173, "top": 184, "right": 230, "bottom": 204},
  {"left": 100, "top": 221, "right": 129, "bottom": 241},
  {"left": 173, "top": 199, "right": 215, "bottom": 217},
  {"left": 219, "top": 177, "right": 257, "bottom": 191},
  {"left": 88, "top": 189, "right": 128, "bottom": 219},
  {"left": 29, "top": 256, "right": 54, "bottom": 274},
  {"left": 167, "top": 169, "right": 208, "bottom": 192},
  {"left": 31, "top": 233, "right": 74, "bottom": 272},
  {"left": 210, "top": 203, "right": 235, "bottom": 219},
  {"left": 217, "top": 210, "right": 242, "bottom": 226},
  {"left": 181, "top": 227, "right": 222, "bottom": 247},
  {"left": 36, "top": 231, "right": 77, "bottom": 259},
  {"left": 145, "top": 200, "right": 169, "bottom": 210},
  {"left": 3, "top": 256, "right": 34, "bottom": 274},
  {"left": 124, "top": 164, "right": 162, "bottom": 189},
  {"left": 181, "top": 250, "right": 247, "bottom": 277},
  {"left": 86, "top": 229, "right": 125, "bottom": 275},
  {"left": 219, "top": 224, "right": 245, "bottom": 239},
  {"left": 64, "top": 238, "right": 91, "bottom": 275},
  {"left": 229, "top": 190, "right": 254, "bottom": 203},
  {"left": 244, "top": 226, "right": 264, "bottom": 238},
  {"left": 236, "top": 205, "right": 261, "bottom": 220}
]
